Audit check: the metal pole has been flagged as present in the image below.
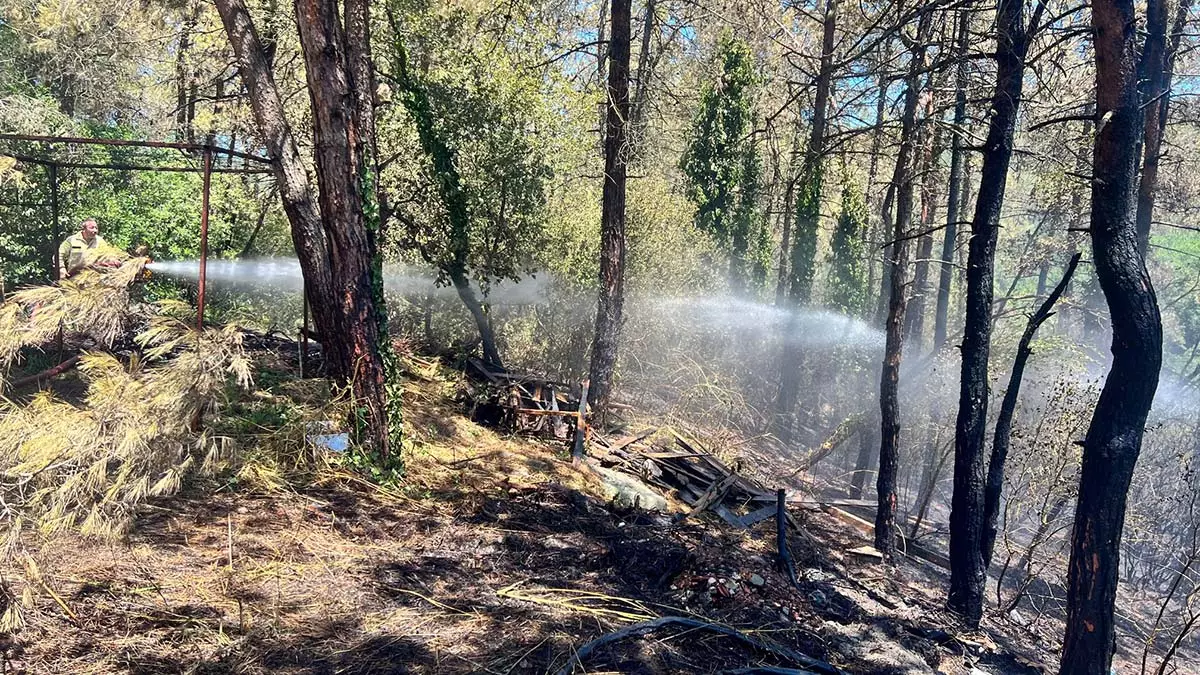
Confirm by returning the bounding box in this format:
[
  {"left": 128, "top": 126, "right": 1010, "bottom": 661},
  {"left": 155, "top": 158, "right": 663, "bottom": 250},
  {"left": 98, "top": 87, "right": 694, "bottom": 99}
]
[
  {"left": 49, "top": 162, "right": 60, "bottom": 280},
  {"left": 197, "top": 146, "right": 212, "bottom": 331},
  {"left": 50, "top": 161, "right": 62, "bottom": 359},
  {"left": 300, "top": 280, "right": 309, "bottom": 377}
]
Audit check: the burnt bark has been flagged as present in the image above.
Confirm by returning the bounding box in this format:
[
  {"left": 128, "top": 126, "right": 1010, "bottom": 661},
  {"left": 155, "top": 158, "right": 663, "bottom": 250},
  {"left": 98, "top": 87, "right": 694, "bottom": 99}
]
[
  {"left": 630, "top": 0, "right": 657, "bottom": 135},
  {"left": 1059, "top": 0, "right": 1164, "bottom": 669},
  {"left": 934, "top": 8, "right": 970, "bottom": 349},
  {"left": 904, "top": 122, "right": 944, "bottom": 351},
  {"left": 775, "top": 0, "right": 838, "bottom": 439},
  {"left": 1135, "top": 0, "right": 1191, "bottom": 256},
  {"left": 948, "top": 0, "right": 1042, "bottom": 626},
  {"left": 587, "top": 0, "right": 632, "bottom": 416},
  {"left": 981, "top": 253, "right": 1081, "bottom": 569},
  {"left": 876, "top": 15, "right": 929, "bottom": 559},
  {"left": 850, "top": 412, "right": 878, "bottom": 499}
]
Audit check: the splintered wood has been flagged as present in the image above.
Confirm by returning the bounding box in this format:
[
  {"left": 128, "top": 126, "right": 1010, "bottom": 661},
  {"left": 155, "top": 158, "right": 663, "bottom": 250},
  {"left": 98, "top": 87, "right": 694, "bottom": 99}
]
[{"left": 591, "top": 427, "right": 788, "bottom": 529}]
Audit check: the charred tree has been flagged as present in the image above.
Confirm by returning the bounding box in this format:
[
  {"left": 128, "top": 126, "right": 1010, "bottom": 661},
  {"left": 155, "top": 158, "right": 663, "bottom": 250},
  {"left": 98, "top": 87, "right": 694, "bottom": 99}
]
[
  {"left": 1059, "top": 0, "right": 1165, "bottom": 669},
  {"left": 876, "top": 14, "right": 929, "bottom": 559},
  {"left": 981, "top": 253, "right": 1081, "bottom": 568},
  {"left": 904, "top": 121, "right": 944, "bottom": 351},
  {"left": 1135, "top": 0, "right": 1191, "bottom": 256},
  {"left": 775, "top": 0, "right": 838, "bottom": 440},
  {"left": 947, "top": 0, "right": 1044, "bottom": 626},
  {"left": 215, "top": 0, "right": 398, "bottom": 459},
  {"left": 934, "top": 8, "right": 970, "bottom": 348},
  {"left": 587, "top": 0, "right": 632, "bottom": 415}
]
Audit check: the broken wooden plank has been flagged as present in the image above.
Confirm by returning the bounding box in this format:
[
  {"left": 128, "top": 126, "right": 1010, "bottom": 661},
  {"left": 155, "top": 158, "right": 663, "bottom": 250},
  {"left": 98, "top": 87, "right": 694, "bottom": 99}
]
[
  {"left": 607, "top": 427, "right": 658, "bottom": 452},
  {"left": 677, "top": 471, "right": 740, "bottom": 523}
]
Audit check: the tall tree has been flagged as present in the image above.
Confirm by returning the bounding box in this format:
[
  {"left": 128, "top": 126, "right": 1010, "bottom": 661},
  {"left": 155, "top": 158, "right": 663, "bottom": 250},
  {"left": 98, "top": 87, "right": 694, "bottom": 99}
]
[
  {"left": 876, "top": 12, "right": 930, "bottom": 559},
  {"left": 981, "top": 253, "right": 1081, "bottom": 568},
  {"left": 774, "top": 0, "right": 839, "bottom": 441},
  {"left": 934, "top": 7, "right": 971, "bottom": 348},
  {"left": 587, "top": 0, "right": 632, "bottom": 416},
  {"left": 387, "top": 26, "right": 505, "bottom": 369},
  {"left": 1060, "top": 0, "right": 1165, "bottom": 668},
  {"left": 214, "top": 0, "right": 399, "bottom": 460},
  {"left": 1135, "top": 0, "right": 1191, "bottom": 256},
  {"left": 681, "top": 35, "right": 762, "bottom": 295},
  {"left": 947, "top": 0, "right": 1045, "bottom": 626}
]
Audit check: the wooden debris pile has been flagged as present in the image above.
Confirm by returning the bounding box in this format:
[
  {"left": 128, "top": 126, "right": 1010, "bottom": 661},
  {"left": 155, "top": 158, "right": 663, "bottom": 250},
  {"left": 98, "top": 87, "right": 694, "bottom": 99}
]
[
  {"left": 460, "top": 358, "right": 586, "bottom": 441},
  {"left": 591, "top": 427, "right": 789, "bottom": 529}
]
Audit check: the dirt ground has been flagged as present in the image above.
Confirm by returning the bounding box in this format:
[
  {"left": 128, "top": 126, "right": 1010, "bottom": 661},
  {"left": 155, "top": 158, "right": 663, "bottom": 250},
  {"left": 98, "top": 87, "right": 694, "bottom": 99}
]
[{"left": 0, "top": 366, "right": 1180, "bottom": 674}]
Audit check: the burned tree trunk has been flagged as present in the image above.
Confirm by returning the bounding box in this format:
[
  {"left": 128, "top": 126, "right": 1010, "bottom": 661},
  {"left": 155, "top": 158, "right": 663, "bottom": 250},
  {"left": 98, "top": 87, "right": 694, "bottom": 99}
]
[
  {"left": 934, "top": 7, "right": 970, "bottom": 348},
  {"left": 904, "top": 122, "right": 944, "bottom": 351},
  {"left": 981, "top": 253, "right": 1081, "bottom": 568},
  {"left": 948, "top": 0, "right": 1042, "bottom": 626},
  {"left": 587, "top": 0, "right": 631, "bottom": 416},
  {"left": 1135, "top": 0, "right": 1190, "bottom": 257},
  {"left": 775, "top": 0, "right": 838, "bottom": 439},
  {"left": 876, "top": 15, "right": 929, "bottom": 559},
  {"left": 1059, "top": 0, "right": 1164, "bottom": 669}
]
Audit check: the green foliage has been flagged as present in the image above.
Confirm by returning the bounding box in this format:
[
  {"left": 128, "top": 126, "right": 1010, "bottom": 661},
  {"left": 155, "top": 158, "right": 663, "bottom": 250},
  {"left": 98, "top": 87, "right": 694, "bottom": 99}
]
[
  {"left": 789, "top": 163, "right": 822, "bottom": 304},
  {"left": 380, "top": 1, "right": 556, "bottom": 291},
  {"left": 826, "top": 183, "right": 869, "bottom": 316},
  {"left": 680, "top": 34, "right": 765, "bottom": 294}
]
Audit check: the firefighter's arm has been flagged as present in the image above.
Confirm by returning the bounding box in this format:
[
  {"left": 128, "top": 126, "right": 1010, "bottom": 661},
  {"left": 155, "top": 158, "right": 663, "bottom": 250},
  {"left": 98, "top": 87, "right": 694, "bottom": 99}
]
[{"left": 57, "top": 239, "right": 72, "bottom": 278}]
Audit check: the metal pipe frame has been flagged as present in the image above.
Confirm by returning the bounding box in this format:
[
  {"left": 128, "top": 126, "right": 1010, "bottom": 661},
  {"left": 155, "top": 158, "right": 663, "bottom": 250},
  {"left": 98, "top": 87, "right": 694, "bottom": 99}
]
[{"left": 0, "top": 133, "right": 272, "bottom": 164}]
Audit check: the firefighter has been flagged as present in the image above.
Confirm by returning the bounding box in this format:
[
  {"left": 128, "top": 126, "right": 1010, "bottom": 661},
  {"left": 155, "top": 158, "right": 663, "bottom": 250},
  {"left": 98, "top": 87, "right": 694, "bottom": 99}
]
[{"left": 58, "top": 218, "right": 124, "bottom": 279}]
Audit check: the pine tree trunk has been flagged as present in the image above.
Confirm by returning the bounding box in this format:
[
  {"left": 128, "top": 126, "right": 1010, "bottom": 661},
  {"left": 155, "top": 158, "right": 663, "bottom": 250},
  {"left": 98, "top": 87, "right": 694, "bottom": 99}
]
[
  {"left": 948, "top": 0, "right": 1036, "bottom": 626},
  {"left": 1059, "top": 0, "right": 1164, "bottom": 669},
  {"left": 214, "top": 0, "right": 334, "bottom": 359},
  {"left": 775, "top": 0, "right": 838, "bottom": 439},
  {"left": 875, "top": 15, "right": 928, "bottom": 558},
  {"left": 1135, "top": 0, "right": 1190, "bottom": 256},
  {"left": 934, "top": 8, "right": 970, "bottom": 349},
  {"left": 293, "top": 0, "right": 393, "bottom": 456},
  {"left": 217, "top": 0, "right": 394, "bottom": 458},
  {"left": 587, "top": 0, "right": 632, "bottom": 416}
]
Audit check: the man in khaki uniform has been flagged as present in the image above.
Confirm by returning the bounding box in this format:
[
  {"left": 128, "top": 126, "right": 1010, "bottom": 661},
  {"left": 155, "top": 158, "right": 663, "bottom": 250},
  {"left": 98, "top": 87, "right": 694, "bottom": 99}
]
[{"left": 58, "top": 219, "right": 108, "bottom": 279}]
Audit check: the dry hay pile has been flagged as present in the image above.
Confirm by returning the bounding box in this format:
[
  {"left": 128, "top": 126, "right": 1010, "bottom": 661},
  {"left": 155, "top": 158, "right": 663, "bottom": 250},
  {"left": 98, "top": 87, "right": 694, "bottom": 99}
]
[{"left": 0, "top": 265, "right": 256, "bottom": 631}]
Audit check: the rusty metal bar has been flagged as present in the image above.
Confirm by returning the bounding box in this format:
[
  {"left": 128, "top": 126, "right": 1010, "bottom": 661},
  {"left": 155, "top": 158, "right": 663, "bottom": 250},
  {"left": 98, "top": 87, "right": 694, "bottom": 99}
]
[
  {"left": 5, "top": 152, "right": 266, "bottom": 174},
  {"left": 0, "top": 133, "right": 272, "bottom": 164},
  {"left": 197, "top": 147, "right": 212, "bottom": 331},
  {"left": 300, "top": 280, "right": 309, "bottom": 378},
  {"left": 49, "top": 163, "right": 60, "bottom": 280}
]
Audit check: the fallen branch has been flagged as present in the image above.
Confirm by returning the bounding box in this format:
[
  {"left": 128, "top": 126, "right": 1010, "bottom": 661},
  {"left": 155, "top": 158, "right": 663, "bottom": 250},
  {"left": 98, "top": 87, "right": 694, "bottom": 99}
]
[
  {"left": 5, "top": 354, "right": 81, "bottom": 391},
  {"left": 790, "top": 414, "right": 864, "bottom": 475},
  {"left": 554, "top": 616, "right": 845, "bottom": 675}
]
